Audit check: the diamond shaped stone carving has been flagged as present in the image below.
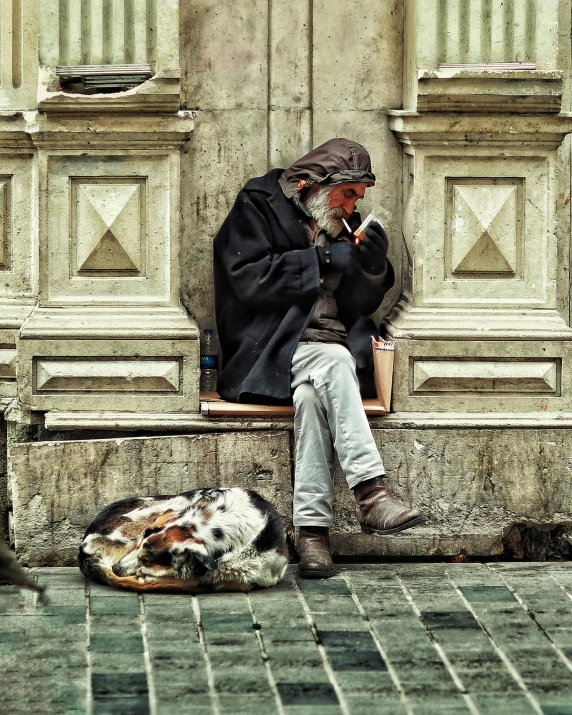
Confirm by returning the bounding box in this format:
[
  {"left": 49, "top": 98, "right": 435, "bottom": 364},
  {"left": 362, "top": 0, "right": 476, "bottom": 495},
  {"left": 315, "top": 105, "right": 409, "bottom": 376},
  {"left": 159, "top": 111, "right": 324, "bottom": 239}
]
[
  {"left": 74, "top": 180, "right": 144, "bottom": 275},
  {"left": 451, "top": 182, "right": 519, "bottom": 276},
  {"left": 455, "top": 232, "right": 513, "bottom": 273}
]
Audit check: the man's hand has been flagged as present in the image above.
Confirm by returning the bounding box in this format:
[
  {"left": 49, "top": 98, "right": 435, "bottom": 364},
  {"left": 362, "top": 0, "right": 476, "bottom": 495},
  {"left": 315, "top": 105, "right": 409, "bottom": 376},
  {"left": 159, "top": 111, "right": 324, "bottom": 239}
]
[
  {"left": 321, "top": 241, "right": 360, "bottom": 276},
  {"left": 358, "top": 222, "right": 388, "bottom": 275}
]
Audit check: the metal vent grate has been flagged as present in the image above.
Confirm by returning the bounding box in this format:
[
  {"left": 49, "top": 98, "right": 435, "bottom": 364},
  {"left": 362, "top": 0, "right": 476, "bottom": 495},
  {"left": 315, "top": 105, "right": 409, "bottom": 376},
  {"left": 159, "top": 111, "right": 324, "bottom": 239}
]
[{"left": 56, "top": 64, "right": 153, "bottom": 91}]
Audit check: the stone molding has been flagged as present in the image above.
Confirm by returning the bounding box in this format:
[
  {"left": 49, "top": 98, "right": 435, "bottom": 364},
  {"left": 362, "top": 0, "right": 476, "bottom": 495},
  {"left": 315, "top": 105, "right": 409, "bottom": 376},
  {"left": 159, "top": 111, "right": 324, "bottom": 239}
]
[
  {"left": 417, "top": 69, "right": 563, "bottom": 114},
  {"left": 40, "top": 409, "right": 572, "bottom": 433},
  {"left": 18, "top": 307, "right": 199, "bottom": 414}
]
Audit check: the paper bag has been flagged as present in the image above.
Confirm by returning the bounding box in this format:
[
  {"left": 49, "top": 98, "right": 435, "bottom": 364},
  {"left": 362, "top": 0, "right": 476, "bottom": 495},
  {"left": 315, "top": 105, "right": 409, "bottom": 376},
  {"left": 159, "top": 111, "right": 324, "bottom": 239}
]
[{"left": 372, "top": 337, "right": 395, "bottom": 412}]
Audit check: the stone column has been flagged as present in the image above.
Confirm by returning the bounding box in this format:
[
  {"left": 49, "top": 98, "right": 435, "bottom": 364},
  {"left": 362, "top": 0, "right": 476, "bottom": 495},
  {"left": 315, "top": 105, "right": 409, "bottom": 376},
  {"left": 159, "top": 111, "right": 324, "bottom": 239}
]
[
  {"left": 387, "top": 0, "right": 572, "bottom": 418},
  {"left": 0, "top": 0, "right": 200, "bottom": 424}
]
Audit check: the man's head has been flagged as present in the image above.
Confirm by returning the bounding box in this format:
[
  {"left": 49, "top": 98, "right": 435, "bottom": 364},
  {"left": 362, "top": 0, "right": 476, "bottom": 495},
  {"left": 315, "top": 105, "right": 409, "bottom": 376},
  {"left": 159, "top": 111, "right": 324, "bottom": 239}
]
[
  {"left": 298, "top": 182, "right": 367, "bottom": 237},
  {"left": 280, "top": 137, "right": 374, "bottom": 236}
]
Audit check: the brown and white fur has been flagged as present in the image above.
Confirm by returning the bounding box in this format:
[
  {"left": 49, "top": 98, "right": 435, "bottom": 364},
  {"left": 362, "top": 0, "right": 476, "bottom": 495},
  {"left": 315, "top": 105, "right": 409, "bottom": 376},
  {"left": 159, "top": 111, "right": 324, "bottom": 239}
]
[{"left": 79, "top": 488, "right": 288, "bottom": 593}]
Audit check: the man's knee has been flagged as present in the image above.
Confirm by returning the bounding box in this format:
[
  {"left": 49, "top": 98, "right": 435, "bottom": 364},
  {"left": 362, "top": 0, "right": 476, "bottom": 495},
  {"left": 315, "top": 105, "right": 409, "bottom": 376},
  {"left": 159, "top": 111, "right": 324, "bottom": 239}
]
[
  {"left": 293, "top": 382, "right": 322, "bottom": 412},
  {"left": 319, "top": 345, "right": 357, "bottom": 384}
]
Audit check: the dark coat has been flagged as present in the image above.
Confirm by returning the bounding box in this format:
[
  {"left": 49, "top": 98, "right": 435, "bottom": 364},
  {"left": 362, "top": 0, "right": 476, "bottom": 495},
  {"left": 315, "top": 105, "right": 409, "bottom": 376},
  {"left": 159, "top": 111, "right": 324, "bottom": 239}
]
[{"left": 213, "top": 168, "right": 395, "bottom": 403}]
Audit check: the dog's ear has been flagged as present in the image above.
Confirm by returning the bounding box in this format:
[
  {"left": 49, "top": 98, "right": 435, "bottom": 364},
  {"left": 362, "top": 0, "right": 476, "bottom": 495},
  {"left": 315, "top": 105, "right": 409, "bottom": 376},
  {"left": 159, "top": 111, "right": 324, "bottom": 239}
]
[
  {"left": 152, "top": 509, "right": 176, "bottom": 529},
  {"left": 194, "top": 551, "right": 218, "bottom": 571}
]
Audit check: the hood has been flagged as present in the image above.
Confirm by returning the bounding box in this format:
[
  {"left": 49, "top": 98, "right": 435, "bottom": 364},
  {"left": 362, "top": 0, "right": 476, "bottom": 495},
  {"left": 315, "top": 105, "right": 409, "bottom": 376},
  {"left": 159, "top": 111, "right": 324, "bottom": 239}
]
[{"left": 279, "top": 137, "right": 376, "bottom": 198}]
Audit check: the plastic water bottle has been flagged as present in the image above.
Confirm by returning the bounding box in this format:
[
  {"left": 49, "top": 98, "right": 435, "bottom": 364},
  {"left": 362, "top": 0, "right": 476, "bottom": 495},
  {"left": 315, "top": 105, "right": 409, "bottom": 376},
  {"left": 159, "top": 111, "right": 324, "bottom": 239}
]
[{"left": 200, "top": 328, "right": 218, "bottom": 393}]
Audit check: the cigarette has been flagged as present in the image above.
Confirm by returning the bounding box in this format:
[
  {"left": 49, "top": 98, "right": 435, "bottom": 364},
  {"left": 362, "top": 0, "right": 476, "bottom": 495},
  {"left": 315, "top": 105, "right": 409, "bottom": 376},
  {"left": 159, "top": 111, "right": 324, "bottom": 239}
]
[
  {"left": 342, "top": 218, "right": 364, "bottom": 245},
  {"left": 342, "top": 213, "right": 380, "bottom": 245}
]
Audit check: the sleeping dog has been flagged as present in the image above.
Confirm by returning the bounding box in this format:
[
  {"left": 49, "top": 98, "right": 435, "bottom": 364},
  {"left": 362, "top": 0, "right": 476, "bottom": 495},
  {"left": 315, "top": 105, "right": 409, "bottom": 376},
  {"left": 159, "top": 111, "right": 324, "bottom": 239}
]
[{"left": 79, "top": 488, "right": 288, "bottom": 592}]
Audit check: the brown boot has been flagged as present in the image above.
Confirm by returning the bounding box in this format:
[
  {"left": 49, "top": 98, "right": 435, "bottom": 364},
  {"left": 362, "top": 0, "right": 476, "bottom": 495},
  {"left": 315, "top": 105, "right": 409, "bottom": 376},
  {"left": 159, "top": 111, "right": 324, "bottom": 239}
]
[
  {"left": 297, "top": 526, "right": 336, "bottom": 579},
  {"left": 354, "top": 477, "right": 426, "bottom": 535}
]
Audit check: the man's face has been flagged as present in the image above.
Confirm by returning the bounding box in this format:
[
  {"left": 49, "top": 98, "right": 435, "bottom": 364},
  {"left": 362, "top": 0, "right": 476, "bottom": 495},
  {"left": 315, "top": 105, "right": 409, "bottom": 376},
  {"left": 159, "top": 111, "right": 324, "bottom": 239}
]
[
  {"left": 327, "top": 183, "right": 367, "bottom": 217},
  {"left": 303, "top": 182, "right": 368, "bottom": 237}
]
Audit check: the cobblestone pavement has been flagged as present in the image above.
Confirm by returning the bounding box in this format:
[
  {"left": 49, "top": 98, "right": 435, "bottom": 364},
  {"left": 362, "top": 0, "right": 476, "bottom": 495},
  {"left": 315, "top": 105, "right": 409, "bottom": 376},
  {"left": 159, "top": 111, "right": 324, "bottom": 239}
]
[{"left": 1, "top": 563, "right": 572, "bottom": 714}]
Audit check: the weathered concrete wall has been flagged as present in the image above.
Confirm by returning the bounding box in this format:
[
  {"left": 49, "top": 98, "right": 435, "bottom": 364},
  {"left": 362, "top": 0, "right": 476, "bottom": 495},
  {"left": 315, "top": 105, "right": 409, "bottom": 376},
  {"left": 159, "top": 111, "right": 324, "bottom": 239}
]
[
  {"left": 10, "top": 427, "right": 572, "bottom": 565},
  {"left": 4, "top": 0, "right": 572, "bottom": 563},
  {"left": 333, "top": 428, "right": 572, "bottom": 556},
  {"left": 0, "top": 418, "right": 6, "bottom": 540},
  {"left": 10, "top": 431, "right": 292, "bottom": 566},
  {"left": 180, "top": 0, "right": 404, "bottom": 332}
]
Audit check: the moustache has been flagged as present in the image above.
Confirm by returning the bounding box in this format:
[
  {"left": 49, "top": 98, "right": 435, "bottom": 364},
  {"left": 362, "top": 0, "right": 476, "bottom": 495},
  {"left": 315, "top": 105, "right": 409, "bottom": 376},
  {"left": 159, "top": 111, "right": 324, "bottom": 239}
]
[{"left": 329, "top": 207, "right": 350, "bottom": 220}]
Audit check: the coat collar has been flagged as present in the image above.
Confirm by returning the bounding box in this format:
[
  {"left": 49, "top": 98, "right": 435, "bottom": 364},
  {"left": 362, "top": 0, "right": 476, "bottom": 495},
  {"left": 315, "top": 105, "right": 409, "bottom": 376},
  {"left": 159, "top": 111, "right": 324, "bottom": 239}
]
[{"left": 266, "top": 177, "right": 311, "bottom": 250}]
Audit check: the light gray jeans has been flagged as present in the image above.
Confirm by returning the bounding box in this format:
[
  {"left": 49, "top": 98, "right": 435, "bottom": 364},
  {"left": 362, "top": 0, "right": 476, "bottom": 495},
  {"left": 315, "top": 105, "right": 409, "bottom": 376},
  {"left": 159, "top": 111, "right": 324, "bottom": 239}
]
[{"left": 291, "top": 341, "right": 385, "bottom": 527}]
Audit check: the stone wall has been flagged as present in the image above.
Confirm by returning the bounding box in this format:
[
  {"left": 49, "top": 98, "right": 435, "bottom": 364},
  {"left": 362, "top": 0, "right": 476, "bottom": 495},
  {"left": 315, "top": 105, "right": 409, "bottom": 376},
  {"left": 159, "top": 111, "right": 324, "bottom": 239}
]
[
  {"left": 10, "top": 424, "right": 572, "bottom": 565},
  {"left": 3, "top": 0, "right": 572, "bottom": 562},
  {"left": 10, "top": 431, "right": 292, "bottom": 565},
  {"left": 179, "top": 0, "right": 405, "bottom": 332},
  {"left": 0, "top": 418, "right": 7, "bottom": 540}
]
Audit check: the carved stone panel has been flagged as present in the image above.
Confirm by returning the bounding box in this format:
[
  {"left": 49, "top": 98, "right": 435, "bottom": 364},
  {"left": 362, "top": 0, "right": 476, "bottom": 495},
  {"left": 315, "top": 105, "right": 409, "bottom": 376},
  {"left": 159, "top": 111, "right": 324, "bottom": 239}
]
[
  {"left": 392, "top": 340, "right": 572, "bottom": 413},
  {"left": 19, "top": 336, "right": 198, "bottom": 413},
  {"left": 34, "top": 358, "right": 181, "bottom": 394},
  {"left": 0, "top": 348, "right": 16, "bottom": 397},
  {"left": 421, "top": 152, "right": 553, "bottom": 309},
  {"left": 412, "top": 359, "right": 559, "bottom": 395},
  {"left": 0, "top": 155, "right": 34, "bottom": 298},
  {"left": 42, "top": 153, "right": 177, "bottom": 304},
  {"left": 72, "top": 179, "right": 145, "bottom": 277},
  {"left": 448, "top": 178, "right": 523, "bottom": 278}
]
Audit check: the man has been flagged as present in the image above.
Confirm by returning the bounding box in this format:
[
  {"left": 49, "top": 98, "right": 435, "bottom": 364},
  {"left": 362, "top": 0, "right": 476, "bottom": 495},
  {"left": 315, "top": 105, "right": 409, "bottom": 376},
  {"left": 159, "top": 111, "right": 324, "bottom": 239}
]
[{"left": 214, "top": 138, "right": 425, "bottom": 579}]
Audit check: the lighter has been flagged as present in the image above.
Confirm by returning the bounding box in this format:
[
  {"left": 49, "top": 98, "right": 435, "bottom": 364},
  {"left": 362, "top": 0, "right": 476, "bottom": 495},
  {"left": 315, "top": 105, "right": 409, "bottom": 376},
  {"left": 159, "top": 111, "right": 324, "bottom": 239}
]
[{"left": 342, "top": 213, "right": 381, "bottom": 245}]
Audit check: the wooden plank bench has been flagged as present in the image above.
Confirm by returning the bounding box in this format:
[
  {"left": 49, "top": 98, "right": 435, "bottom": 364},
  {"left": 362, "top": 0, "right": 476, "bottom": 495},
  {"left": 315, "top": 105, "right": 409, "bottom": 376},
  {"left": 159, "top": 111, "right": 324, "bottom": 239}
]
[{"left": 199, "top": 392, "right": 387, "bottom": 417}]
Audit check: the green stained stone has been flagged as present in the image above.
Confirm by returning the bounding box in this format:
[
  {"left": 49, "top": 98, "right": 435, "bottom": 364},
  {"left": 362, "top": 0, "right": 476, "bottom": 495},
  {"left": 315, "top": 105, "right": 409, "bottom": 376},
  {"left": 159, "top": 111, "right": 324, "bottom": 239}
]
[{"left": 460, "top": 586, "right": 517, "bottom": 602}]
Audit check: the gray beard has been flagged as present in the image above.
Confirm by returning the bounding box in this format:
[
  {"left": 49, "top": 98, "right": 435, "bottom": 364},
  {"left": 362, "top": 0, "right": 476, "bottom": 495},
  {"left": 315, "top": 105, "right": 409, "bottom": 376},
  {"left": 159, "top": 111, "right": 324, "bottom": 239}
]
[{"left": 294, "top": 186, "right": 346, "bottom": 238}]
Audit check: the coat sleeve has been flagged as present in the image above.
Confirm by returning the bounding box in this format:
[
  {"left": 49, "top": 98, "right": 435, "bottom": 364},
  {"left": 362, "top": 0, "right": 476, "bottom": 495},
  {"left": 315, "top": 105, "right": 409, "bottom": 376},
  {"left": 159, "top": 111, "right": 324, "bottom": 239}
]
[
  {"left": 336, "top": 259, "right": 395, "bottom": 323},
  {"left": 215, "top": 193, "right": 321, "bottom": 308}
]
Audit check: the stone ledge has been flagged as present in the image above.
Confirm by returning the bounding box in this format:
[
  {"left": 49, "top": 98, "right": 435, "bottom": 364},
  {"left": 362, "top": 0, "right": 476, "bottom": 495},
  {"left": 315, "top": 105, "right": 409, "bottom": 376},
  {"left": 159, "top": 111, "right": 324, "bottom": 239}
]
[
  {"left": 43, "top": 410, "right": 295, "bottom": 432},
  {"left": 41, "top": 409, "right": 572, "bottom": 431},
  {"left": 18, "top": 307, "right": 200, "bottom": 340},
  {"left": 386, "top": 111, "right": 571, "bottom": 148},
  {"left": 331, "top": 530, "right": 504, "bottom": 557},
  {"left": 38, "top": 77, "right": 182, "bottom": 116},
  {"left": 384, "top": 305, "right": 572, "bottom": 341}
]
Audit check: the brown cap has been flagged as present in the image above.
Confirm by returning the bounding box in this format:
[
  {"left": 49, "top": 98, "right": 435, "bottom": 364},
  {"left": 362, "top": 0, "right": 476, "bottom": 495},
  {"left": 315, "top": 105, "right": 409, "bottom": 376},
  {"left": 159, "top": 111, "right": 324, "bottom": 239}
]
[{"left": 279, "top": 138, "right": 376, "bottom": 198}]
